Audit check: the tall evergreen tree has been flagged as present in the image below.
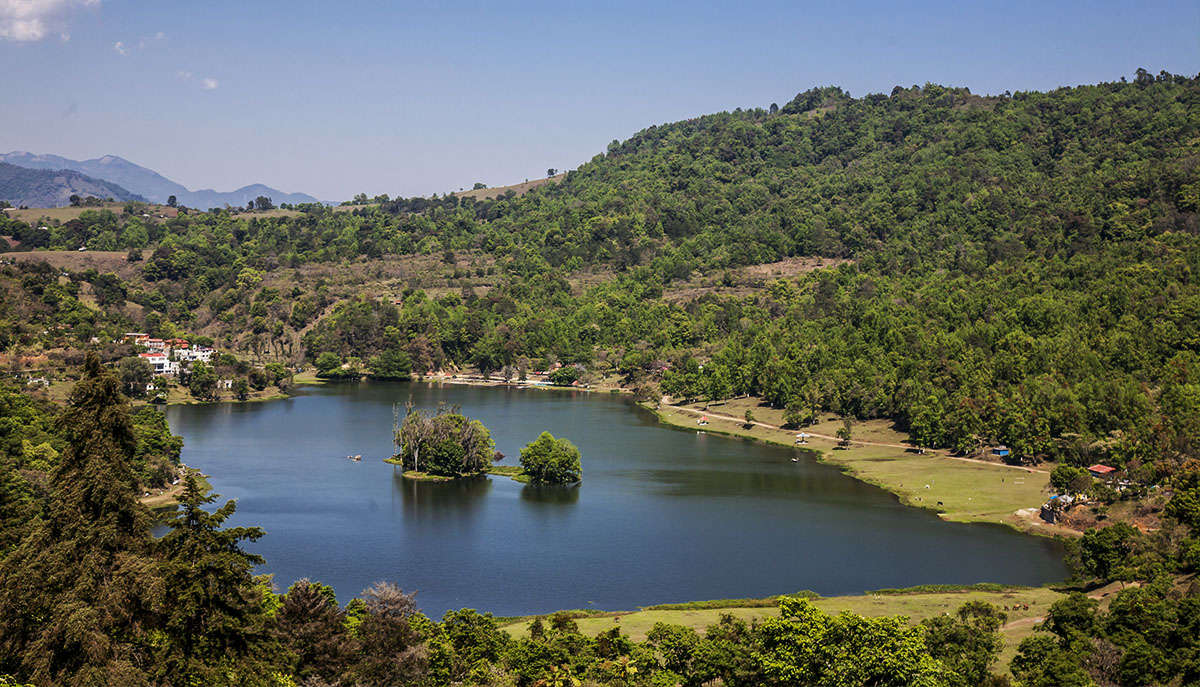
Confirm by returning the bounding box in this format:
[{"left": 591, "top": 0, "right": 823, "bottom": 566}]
[
  {"left": 0, "top": 354, "right": 159, "bottom": 686},
  {"left": 153, "top": 473, "right": 267, "bottom": 684},
  {"left": 275, "top": 578, "right": 352, "bottom": 683}
]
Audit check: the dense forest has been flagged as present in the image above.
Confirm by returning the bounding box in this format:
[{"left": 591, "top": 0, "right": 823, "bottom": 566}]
[
  {"left": 3, "top": 70, "right": 1200, "bottom": 684},
  {"left": 4, "top": 70, "right": 1199, "bottom": 472},
  {"left": 1, "top": 359, "right": 1199, "bottom": 686},
  {"left": 0, "top": 352, "right": 1199, "bottom": 685}
]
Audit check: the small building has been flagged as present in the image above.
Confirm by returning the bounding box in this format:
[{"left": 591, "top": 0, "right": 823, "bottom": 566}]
[
  {"left": 176, "top": 346, "right": 213, "bottom": 363},
  {"left": 991, "top": 445, "right": 1011, "bottom": 459},
  {"left": 139, "top": 352, "right": 179, "bottom": 376},
  {"left": 1087, "top": 464, "right": 1116, "bottom": 479}
]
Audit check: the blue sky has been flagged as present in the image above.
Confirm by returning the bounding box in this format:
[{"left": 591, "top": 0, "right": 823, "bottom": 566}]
[{"left": 1, "top": 0, "right": 1197, "bottom": 201}]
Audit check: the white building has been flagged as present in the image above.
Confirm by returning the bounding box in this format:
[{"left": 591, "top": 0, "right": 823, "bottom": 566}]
[
  {"left": 175, "top": 346, "right": 214, "bottom": 363},
  {"left": 139, "top": 352, "right": 180, "bottom": 376}
]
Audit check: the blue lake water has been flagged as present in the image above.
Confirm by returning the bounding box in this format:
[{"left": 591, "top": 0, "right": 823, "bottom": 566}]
[{"left": 165, "top": 381, "right": 1066, "bottom": 617}]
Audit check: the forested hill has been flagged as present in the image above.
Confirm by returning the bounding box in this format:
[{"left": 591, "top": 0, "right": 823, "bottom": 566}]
[
  {"left": 0, "top": 162, "right": 146, "bottom": 208},
  {"left": 335, "top": 72, "right": 1195, "bottom": 280},
  {"left": 2, "top": 70, "right": 1199, "bottom": 475},
  {"left": 5, "top": 69, "right": 1200, "bottom": 686}
]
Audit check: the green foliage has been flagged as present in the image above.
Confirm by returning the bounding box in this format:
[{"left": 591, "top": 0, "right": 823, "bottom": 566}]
[
  {"left": 369, "top": 348, "right": 413, "bottom": 380},
  {"left": 0, "top": 355, "right": 156, "bottom": 684},
  {"left": 396, "top": 405, "right": 495, "bottom": 477},
  {"left": 1050, "top": 465, "right": 1092, "bottom": 494},
  {"left": 1166, "top": 464, "right": 1200, "bottom": 530},
  {"left": 275, "top": 579, "right": 350, "bottom": 683},
  {"left": 753, "top": 596, "right": 953, "bottom": 686},
  {"left": 118, "top": 355, "right": 154, "bottom": 398},
  {"left": 187, "top": 360, "right": 219, "bottom": 400},
  {"left": 129, "top": 405, "right": 183, "bottom": 486},
  {"left": 836, "top": 418, "right": 853, "bottom": 446},
  {"left": 644, "top": 591, "right": 820, "bottom": 610},
  {"left": 1013, "top": 579, "right": 1200, "bottom": 687},
  {"left": 549, "top": 365, "right": 582, "bottom": 386},
  {"left": 154, "top": 474, "right": 267, "bottom": 683},
  {"left": 921, "top": 602, "right": 1006, "bottom": 686},
  {"left": 1076, "top": 522, "right": 1140, "bottom": 583},
  {"left": 519, "top": 431, "right": 583, "bottom": 484}
]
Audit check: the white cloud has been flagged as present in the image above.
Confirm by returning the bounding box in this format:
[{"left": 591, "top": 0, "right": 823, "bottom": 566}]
[
  {"left": 0, "top": 0, "right": 99, "bottom": 42},
  {"left": 112, "top": 39, "right": 124, "bottom": 54},
  {"left": 200, "top": 77, "right": 218, "bottom": 90}
]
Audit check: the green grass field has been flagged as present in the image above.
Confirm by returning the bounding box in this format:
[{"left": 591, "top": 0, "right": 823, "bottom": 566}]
[{"left": 500, "top": 586, "right": 1066, "bottom": 672}]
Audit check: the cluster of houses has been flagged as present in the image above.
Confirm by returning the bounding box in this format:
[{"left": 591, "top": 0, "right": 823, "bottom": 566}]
[
  {"left": 1039, "top": 462, "right": 1119, "bottom": 524},
  {"left": 124, "top": 333, "right": 214, "bottom": 376}
]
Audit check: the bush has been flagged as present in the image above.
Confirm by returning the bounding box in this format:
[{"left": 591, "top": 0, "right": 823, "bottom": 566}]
[
  {"left": 1050, "top": 465, "right": 1092, "bottom": 494},
  {"left": 548, "top": 366, "right": 581, "bottom": 386},
  {"left": 519, "top": 432, "right": 582, "bottom": 484}
]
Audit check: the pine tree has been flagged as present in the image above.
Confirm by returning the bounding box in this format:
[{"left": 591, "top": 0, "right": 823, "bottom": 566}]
[
  {"left": 0, "top": 354, "right": 158, "bottom": 686},
  {"left": 276, "top": 578, "right": 352, "bottom": 682},
  {"left": 153, "top": 473, "right": 267, "bottom": 684}
]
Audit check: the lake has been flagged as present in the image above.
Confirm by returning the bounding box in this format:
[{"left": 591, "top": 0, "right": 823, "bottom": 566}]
[{"left": 165, "top": 381, "right": 1066, "bottom": 617}]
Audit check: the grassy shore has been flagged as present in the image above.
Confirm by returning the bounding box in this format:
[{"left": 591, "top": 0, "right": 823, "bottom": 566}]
[
  {"left": 394, "top": 469, "right": 455, "bottom": 481},
  {"left": 649, "top": 396, "right": 1071, "bottom": 537},
  {"left": 382, "top": 463, "right": 531, "bottom": 483},
  {"left": 139, "top": 467, "right": 212, "bottom": 509},
  {"left": 500, "top": 585, "right": 1075, "bottom": 671},
  {"left": 487, "top": 465, "right": 531, "bottom": 483}
]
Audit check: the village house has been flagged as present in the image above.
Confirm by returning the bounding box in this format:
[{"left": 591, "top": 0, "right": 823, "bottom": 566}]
[
  {"left": 175, "top": 346, "right": 214, "bottom": 363},
  {"left": 1087, "top": 464, "right": 1116, "bottom": 479},
  {"left": 127, "top": 333, "right": 215, "bottom": 370},
  {"left": 139, "top": 352, "right": 180, "bottom": 376}
]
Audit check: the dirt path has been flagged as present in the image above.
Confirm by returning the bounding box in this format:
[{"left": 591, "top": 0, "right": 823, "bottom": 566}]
[
  {"left": 1001, "top": 615, "right": 1043, "bottom": 631},
  {"left": 999, "top": 587, "right": 1122, "bottom": 631},
  {"left": 667, "top": 404, "right": 1049, "bottom": 474}
]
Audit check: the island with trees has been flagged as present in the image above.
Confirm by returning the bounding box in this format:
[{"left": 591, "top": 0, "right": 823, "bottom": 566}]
[
  {"left": 386, "top": 404, "right": 495, "bottom": 480},
  {"left": 3, "top": 69, "right": 1200, "bottom": 683},
  {"left": 519, "top": 431, "right": 583, "bottom": 484}
]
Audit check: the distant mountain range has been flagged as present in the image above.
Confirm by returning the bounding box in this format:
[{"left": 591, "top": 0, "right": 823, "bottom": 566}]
[
  {"left": 0, "top": 152, "right": 322, "bottom": 208},
  {"left": 0, "top": 162, "right": 146, "bottom": 208}
]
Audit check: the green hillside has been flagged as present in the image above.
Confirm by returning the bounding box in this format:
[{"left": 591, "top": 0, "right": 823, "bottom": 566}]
[
  {"left": 9, "top": 71, "right": 1198, "bottom": 468},
  {"left": 3, "top": 70, "right": 1200, "bottom": 686}
]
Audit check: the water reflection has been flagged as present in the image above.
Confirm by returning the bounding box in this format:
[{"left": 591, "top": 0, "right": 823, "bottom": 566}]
[
  {"left": 520, "top": 482, "right": 581, "bottom": 505},
  {"left": 167, "top": 381, "right": 1068, "bottom": 616},
  {"left": 394, "top": 471, "right": 493, "bottom": 520}
]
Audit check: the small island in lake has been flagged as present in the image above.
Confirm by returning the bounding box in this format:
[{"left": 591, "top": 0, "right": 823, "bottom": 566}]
[
  {"left": 519, "top": 431, "right": 582, "bottom": 484},
  {"left": 386, "top": 404, "right": 495, "bottom": 480}
]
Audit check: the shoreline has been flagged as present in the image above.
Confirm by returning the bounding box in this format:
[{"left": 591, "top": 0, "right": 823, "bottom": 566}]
[
  {"left": 138, "top": 466, "right": 211, "bottom": 510},
  {"left": 498, "top": 580, "right": 1130, "bottom": 676},
  {"left": 163, "top": 374, "right": 1068, "bottom": 538},
  {"left": 644, "top": 400, "right": 1073, "bottom": 539}
]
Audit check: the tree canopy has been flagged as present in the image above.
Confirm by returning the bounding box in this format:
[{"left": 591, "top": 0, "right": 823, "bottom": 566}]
[{"left": 519, "top": 431, "right": 583, "bottom": 484}]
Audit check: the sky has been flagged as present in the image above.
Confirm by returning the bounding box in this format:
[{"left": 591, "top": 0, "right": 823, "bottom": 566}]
[{"left": 1, "top": 0, "right": 1197, "bottom": 201}]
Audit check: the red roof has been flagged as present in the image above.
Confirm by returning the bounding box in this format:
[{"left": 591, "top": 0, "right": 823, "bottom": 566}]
[{"left": 1087, "top": 464, "right": 1116, "bottom": 474}]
